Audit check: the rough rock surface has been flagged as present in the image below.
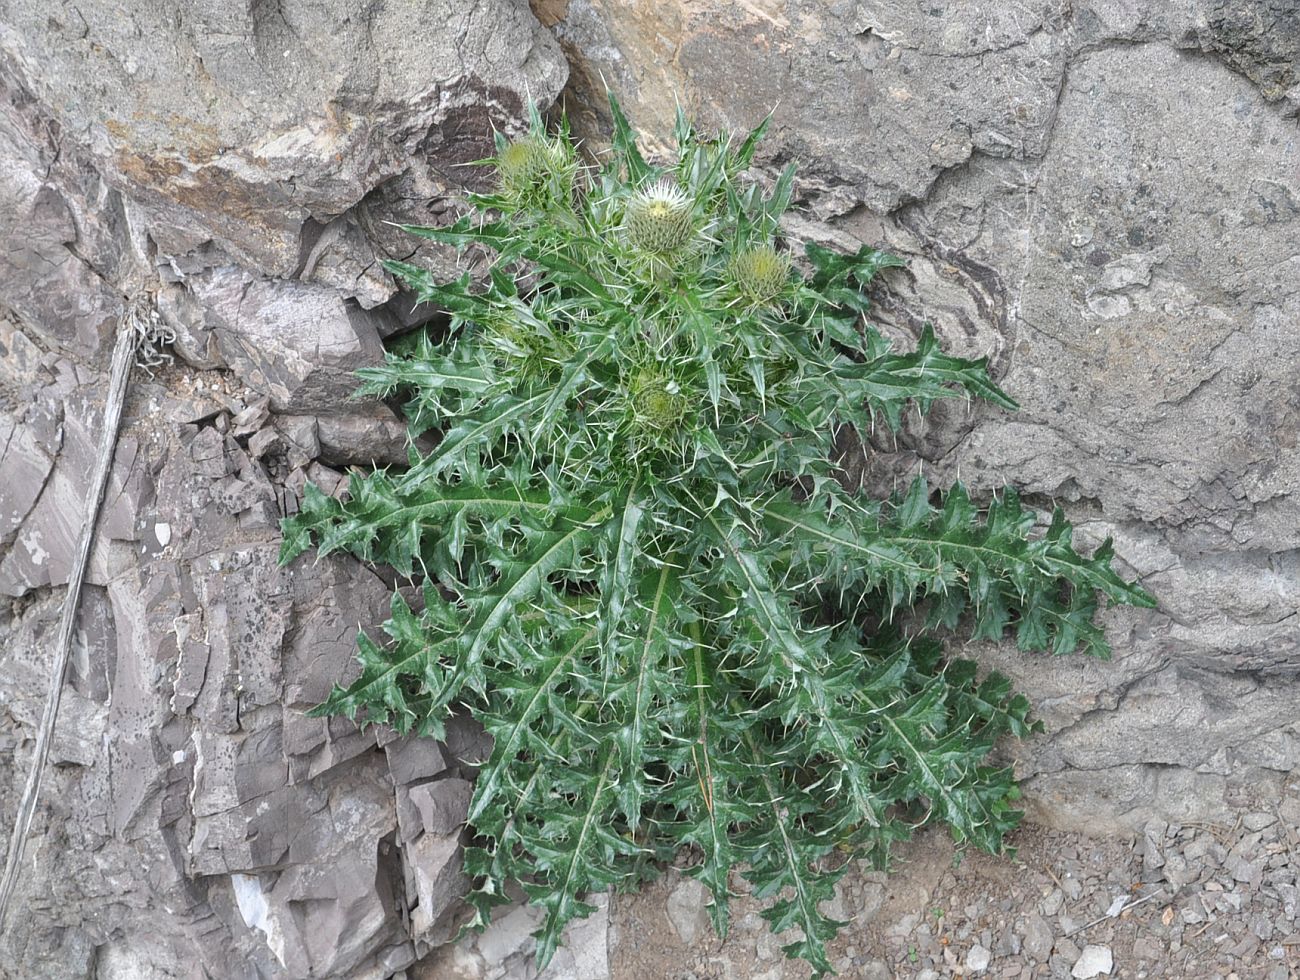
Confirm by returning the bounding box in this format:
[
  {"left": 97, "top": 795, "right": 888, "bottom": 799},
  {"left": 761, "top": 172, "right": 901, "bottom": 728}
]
[
  {"left": 1, "top": 0, "right": 566, "bottom": 296},
  {"left": 0, "top": 1, "right": 571, "bottom": 976},
  {"left": 0, "top": 0, "right": 1296, "bottom": 977},
  {"left": 0, "top": 317, "right": 483, "bottom": 978}
]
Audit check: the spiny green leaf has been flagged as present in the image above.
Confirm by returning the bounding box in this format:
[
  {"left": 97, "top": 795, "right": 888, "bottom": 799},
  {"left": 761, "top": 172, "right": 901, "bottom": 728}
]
[
  {"left": 610, "top": 563, "right": 679, "bottom": 827},
  {"left": 607, "top": 90, "right": 651, "bottom": 185},
  {"left": 469, "top": 626, "right": 595, "bottom": 825},
  {"left": 669, "top": 626, "right": 746, "bottom": 936},
  {"left": 396, "top": 217, "right": 516, "bottom": 252},
  {"left": 738, "top": 727, "right": 844, "bottom": 978},
  {"left": 396, "top": 392, "right": 551, "bottom": 486},
  {"left": 837, "top": 324, "right": 1018, "bottom": 428}
]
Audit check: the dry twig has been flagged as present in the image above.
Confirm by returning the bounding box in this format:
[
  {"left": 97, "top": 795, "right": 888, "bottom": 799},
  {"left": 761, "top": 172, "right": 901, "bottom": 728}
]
[{"left": 0, "top": 298, "right": 151, "bottom": 931}]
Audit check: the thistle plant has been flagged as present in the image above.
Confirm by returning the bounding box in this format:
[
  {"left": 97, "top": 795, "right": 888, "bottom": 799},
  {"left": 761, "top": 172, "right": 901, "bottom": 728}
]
[
  {"left": 279, "top": 96, "right": 1154, "bottom": 977},
  {"left": 496, "top": 133, "right": 577, "bottom": 212}
]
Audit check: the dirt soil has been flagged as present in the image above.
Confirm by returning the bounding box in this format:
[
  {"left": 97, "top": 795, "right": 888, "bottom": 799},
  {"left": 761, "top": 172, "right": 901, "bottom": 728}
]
[{"left": 609, "top": 782, "right": 1300, "bottom": 980}]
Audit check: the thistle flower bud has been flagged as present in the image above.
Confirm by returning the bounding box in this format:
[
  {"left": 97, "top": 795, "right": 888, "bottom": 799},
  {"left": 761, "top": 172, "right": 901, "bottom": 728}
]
[
  {"left": 623, "top": 180, "right": 696, "bottom": 255},
  {"left": 728, "top": 244, "right": 791, "bottom": 304},
  {"left": 628, "top": 366, "right": 689, "bottom": 432},
  {"left": 496, "top": 137, "right": 573, "bottom": 207}
]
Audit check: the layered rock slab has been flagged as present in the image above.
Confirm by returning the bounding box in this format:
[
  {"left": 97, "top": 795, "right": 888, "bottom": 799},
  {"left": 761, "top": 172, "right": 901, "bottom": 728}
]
[
  {"left": 0, "top": 321, "right": 513, "bottom": 978},
  {"left": 0, "top": 1, "right": 569, "bottom": 976}
]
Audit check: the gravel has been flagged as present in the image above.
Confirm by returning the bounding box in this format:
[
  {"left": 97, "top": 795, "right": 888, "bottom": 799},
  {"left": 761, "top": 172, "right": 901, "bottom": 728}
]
[
  {"left": 605, "top": 781, "right": 1300, "bottom": 979},
  {"left": 852, "top": 783, "right": 1300, "bottom": 979}
]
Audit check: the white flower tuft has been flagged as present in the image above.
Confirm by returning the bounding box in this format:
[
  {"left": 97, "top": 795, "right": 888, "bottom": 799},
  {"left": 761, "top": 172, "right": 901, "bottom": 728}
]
[{"left": 623, "top": 179, "right": 696, "bottom": 255}]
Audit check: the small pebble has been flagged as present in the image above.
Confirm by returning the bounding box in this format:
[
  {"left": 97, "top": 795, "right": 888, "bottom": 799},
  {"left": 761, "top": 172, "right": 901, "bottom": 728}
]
[
  {"left": 1022, "top": 914, "right": 1054, "bottom": 961},
  {"left": 994, "top": 928, "right": 1020, "bottom": 957},
  {"left": 1041, "top": 890, "right": 1064, "bottom": 916},
  {"left": 1230, "top": 859, "right": 1262, "bottom": 886},
  {"left": 1279, "top": 798, "right": 1300, "bottom": 825},
  {"left": 1220, "top": 890, "right": 1244, "bottom": 911},
  {"left": 1229, "top": 934, "right": 1261, "bottom": 958},
  {"left": 1251, "top": 914, "right": 1275, "bottom": 941},
  {"left": 664, "top": 878, "right": 708, "bottom": 944},
  {"left": 1243, "top": 811, "right": 1278, "bottom": 832},
  {"left": 1071, "top": 944, "right": 1113, "bottom": 978},
  {"left": 966, "top": 944, "right": 991, "bottom": 973},
  {"left": 1131, "top": 936, "right": 1162, "bottom": 960}
]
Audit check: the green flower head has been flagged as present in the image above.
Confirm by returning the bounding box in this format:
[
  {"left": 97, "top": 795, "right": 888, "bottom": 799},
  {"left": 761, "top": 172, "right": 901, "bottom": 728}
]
[
  {"left": 497, "top": 137, "right": 574, "bottom": 208},
  {"left": 623, "top": 179, "right": 696, "bottom": 255},
  {"left": 728, "top": 244, "right": 791, "bottom": 305},
  {"left": 627, "top": 364, "right": 690, "bottom": 433}
]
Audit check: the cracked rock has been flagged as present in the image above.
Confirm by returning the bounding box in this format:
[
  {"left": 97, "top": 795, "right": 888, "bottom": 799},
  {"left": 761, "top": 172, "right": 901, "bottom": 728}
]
[{"left": 185, "top": 265, "right": 393, "bottom": 413}]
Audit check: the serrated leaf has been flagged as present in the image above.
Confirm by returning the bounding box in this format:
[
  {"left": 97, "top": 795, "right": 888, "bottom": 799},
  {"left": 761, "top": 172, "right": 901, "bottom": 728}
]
[
  {"left": 610, "top": 563, "right": 678, "bottom": 826},
  {"left": 469, "top": 626, "right": 596, "bottom": 825},
  {"left": 607, "top": 90, "right": 651, "bottom": 184}
]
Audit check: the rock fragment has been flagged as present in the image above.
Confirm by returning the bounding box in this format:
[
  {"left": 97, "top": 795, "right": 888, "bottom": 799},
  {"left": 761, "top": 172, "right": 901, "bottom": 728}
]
[
  {"left": 665, "top": 877, "right": 710, "bottom": 945},
  {"left": 965, "top": 942, "right": 991, "bottom": 972},
  {"left": 1071, "top": 944, "right": 1113, "bottom": 978},
  {"left": 1021, "top": 913, "right": 1055, "bottom": 961}
]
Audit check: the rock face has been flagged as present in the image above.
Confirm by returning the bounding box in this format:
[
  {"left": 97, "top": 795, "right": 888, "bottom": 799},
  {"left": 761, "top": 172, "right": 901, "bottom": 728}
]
[
  {"left": 2, "top": 0, "right": 566, "bottom": 292},
  {"left": 0, "top": 0, "right": 1296, "bottom": 977}
]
